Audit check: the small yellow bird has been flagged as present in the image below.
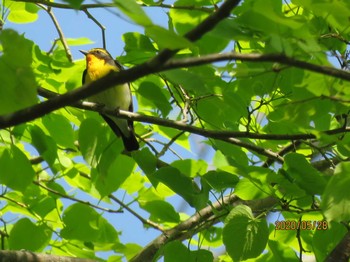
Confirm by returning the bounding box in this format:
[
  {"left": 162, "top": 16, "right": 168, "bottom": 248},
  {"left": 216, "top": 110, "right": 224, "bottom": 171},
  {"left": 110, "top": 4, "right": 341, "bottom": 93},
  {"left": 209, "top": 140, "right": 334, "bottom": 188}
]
[{"left": 80, "top": 48, "right": 139, "bottom": 151}]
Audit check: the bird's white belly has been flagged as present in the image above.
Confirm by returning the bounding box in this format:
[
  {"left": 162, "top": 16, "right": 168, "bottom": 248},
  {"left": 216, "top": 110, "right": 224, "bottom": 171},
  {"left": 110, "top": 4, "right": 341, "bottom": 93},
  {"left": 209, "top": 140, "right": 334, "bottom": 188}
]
[{"left": 88, "top": 83, "right": 131, "bottom": 110}]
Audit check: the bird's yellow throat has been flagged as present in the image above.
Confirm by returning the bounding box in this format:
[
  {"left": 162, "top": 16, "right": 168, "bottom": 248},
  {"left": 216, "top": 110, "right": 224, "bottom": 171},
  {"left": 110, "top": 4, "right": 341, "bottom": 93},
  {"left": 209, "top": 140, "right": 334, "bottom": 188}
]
[{"left": 85, "top": 53, "right": 117, "bottom": 82}]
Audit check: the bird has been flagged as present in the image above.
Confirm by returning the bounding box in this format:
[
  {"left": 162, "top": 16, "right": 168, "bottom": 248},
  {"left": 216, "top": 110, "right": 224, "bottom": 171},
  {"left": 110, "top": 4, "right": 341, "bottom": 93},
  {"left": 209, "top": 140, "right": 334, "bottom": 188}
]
[{"left": 80, "top": 48, "right": 139, "bottom": 151}]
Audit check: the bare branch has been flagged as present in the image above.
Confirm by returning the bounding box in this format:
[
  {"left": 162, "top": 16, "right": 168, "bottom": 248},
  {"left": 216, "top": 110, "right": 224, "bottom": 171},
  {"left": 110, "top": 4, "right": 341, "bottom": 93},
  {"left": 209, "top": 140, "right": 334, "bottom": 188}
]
[
  {"left": 37, "top": 4, "right": 72, "bottom": 61},
  {"left": 33, "top": 181, "right": 123, "bottom": 214},
  {"left": 143, "top": 2, "right": 213, "bottom": 13},
  {"left": 13, "top": 0, "right": 213, "bottom": 13},
  {"left": 157, "top": 131, "right": 185, "bottom": 158},
  {"left": 37, "top": 89, "right": 284, "bottom": 161},
  {"left": 130, "top": 195, "right": 278, "bottom": 262},
  {"left": 0, "top": 250, "right": 98, "bottom": 262},
  {"left": 163, "top": 52, "right": 350, "bottom": 82},
  {"left": 109, "top": 195, "right": 164, "bottom": 232},
  {"left": 326, "top": 230, "right": 350, "bottom": 262},
  {"left": 37, "top": 87, "right": 350, "bottom": 163},
  {"left": 147, "top": 0, "right": 241, "bottom": 67},
  {"left": 82, "top": 8, "right": 106, "bottom": 49},
  {"left": 13, "top": 0, "right": 114, "bottom": 9}
]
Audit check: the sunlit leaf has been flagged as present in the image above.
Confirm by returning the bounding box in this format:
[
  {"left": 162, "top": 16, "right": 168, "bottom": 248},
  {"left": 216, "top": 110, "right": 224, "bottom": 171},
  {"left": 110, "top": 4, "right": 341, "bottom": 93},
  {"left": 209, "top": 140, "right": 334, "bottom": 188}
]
[
  {"left": 9, "top": 218, "right": 51, "bottom": 251},
  {"left": 322, "top": 162, "right": 350, "bottom": 222},
  {"left": 223, "top": 205, "right": 268, "bottom": 261}
]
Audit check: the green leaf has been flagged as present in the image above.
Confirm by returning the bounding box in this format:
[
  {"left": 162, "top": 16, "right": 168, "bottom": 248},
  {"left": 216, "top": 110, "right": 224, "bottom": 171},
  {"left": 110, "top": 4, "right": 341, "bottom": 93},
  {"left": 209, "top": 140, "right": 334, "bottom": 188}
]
[
  {"left": 22, "top": 184, "right": 57, "bottom": 219},
  {"left": 138, "top": 81, "right": 172, "bottom": 117},
  {"left": 202, "top": 170, "right": 239, "bottom": 191},
  {"left": 115, "top": 243, "right": 143, "bottom": 261},
  {"left": 162, "top": 241, "right": 213, "bottom": 262},
  {"left": 153, "top": 166, "right": 208, "bottom": 209},
  {"left": 223, "top": 205, "right": 268, "bottom": 261},
  {"left": 214, "top": 140, "right": 248, "bottom": 168},
  {"left": 61, "top": 203, "right": 119, "bottom": 243},
  {"left": 42, "top": 113, "right": 75, "bottom": 148},
  {"left": 121, "top": 32, "right": 157, "bottom": 64},
  {"left": 114, "top": 0, "right": 153, "bottom": 26},
  {"left": 66, "top": 37, "right": 94, "bottom": 46},
  {"left": 6, "top": 2, "right": 39, "bottom": 23},
  {"left": 9, "top": 218, "right": 51, "bottom": 251},
  {"left": 321, "top": 162, "right": 350, "bottom": 222},
  {"left": 294, "top": 0, "right": 350, "bottom": 34},
  {"left": 141, "top": 200, "right": 180, "bottom": 223},
  {"left": 163, "top": 241, "right": 190, "bottom": 262},
  {"left": 170, "top": 159, "right": 208, "bottom": 178},
  {"left": 122, "top": 32, "right": 157, "bottom": 53},
  {"left": 93, "top": 154, "right": 136, "bottom": 197},
  {"left": 145, "top": 25, "right": 193, "bottom": 50},
  {"left": 133, "top": 147, "right": 157, "bottom": 175},
  {"left": 169, "top": 2, "right": 208, "bottom": 36},
  {"left": 79, "top": 118, "right": 118, "bottom": 167},
  {"left": 189, "top": 249, "right": 214, "bottom": 262},
  {"left": 235, "top": 167, "right": 273, "bottom": 200},
  {"left": 313, "top": 221, "right": 347, "bottom": 261},
  {"left": 0, "top": 30, "right": 37, "bottom": 114},
  {"left": 199, "top": 226, "right": 223, "bottom": 248},
  {"left": 52, "top": 241, "right": 96, "bottom": 259},
  {"left": 283, "top": 153, "right": 327, "bottom": 195},
  {"left": 155, "top": 125, "right": 190, "bottom": 150},
  {"left": 0, "top": 145, "right": 35, "bottom": 192},
  {"left": 235, "top": 178, "right": 268, "bottom": 200},
  {"left": 29, "top": 125, "right": 59, "bottom": 172},
  {"left": 268, "top": 240, "right": 299, "bottom": 261},
  {"left": 121, "top": 172, "right": 146, "bottom": 194}
]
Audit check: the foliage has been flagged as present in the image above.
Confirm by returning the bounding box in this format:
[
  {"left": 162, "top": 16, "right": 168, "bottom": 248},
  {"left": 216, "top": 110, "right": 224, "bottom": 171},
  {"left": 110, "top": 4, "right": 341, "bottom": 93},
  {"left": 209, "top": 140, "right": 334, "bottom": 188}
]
[{"left": 0, "top": 0, "right": 350, "bottom": 261}]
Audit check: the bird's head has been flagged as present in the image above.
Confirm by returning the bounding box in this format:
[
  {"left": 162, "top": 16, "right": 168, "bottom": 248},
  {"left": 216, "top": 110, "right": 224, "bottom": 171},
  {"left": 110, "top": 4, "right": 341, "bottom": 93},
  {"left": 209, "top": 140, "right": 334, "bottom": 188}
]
[{"left": 80, "top": 48, "right": 114, "bottom": 68}]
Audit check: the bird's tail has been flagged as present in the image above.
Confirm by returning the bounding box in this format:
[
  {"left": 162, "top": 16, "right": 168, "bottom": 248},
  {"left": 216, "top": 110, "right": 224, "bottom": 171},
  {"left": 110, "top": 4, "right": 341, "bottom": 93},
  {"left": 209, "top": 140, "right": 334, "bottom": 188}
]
[
  {"left": 121, "top": 132, "right": 139, "bottom": 151},
  {"left": 101, "top": 114, "right": 139, "bottom": 151}
]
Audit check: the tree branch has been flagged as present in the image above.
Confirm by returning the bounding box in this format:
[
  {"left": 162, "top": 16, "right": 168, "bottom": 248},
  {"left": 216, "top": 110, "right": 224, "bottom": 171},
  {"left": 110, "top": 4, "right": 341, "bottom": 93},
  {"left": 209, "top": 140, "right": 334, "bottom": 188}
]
[
  {"left": 33, "top": 181, "right": 123, "bottom": 214},
  {"left": 163, "top": 52, "right": 350, "bottom": 82},
  {"left": 0, "top": 250, "right": 98, "bottom": 262},
  {"left": 2, "top": 47, "right": 350, "bottom": 133},
  {"left": 109, "top": 194, "right": 164, "bottom": 232},
  {"left": 130, "top": 194, "right": 278, "bottom": 262},
  {"left": 82, "top": 8, "right": 106, "bottom": 49},
  {"left": 13, "top": 0, "right": 213, "bottom": 13},
  {"left": 37, "top": 4, "right": 72, "bottom": 61},
  {"left": 326, "top": 230, "right": 350, "bottom": 262},
  {"left": 37, "top": 88, "right": 285, "bottom": 162},
  {"left": 37, "top": 86, "right": 350, "bottom": 163}
]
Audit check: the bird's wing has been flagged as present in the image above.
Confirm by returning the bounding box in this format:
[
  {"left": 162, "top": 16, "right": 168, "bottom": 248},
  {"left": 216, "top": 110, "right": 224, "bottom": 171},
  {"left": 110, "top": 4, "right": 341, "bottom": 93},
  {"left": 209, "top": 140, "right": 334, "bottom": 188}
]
[{"left": 82, "top": 69, "right": 87, "bottom": 85}]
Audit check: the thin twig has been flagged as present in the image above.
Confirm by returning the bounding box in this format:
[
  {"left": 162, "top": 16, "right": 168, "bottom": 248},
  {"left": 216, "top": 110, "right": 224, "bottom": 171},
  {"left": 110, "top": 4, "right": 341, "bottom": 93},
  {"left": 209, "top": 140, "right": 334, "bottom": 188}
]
[
  {"left": 83, "top": 8, "right": 106, "bottom": 49},
  {"left": 13, "top": 0, "right": 213, "bottom": 13},
  {"left": 68, "top": 165, "right": 165, "bottom": 231},
  {"left": 34, "top": 181, "right": 123, "bottom": 213},
  {"left": 0, "top": 195, "right": 27, "bottom": 208},
  {"left": 109, "top": 194, "right": 164, "bottom": 232},
  {"left": 156, "top": 131, "right": 186, "bottom": 158},
  {"left": 37, "top": 4, "right": 72, "bottom": 61},
  {"left": 163, "top": 52, "right": 350, "bottom": 81}
]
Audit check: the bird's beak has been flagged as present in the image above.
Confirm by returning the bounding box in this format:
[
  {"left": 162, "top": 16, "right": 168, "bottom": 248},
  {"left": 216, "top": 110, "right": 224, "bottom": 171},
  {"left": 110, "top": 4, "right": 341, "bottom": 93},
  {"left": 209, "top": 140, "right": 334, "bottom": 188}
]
[{"left": 79, "top": 50, "right": 88, "bottom": 56}]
